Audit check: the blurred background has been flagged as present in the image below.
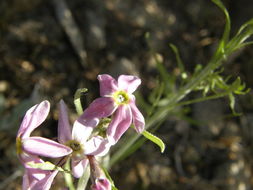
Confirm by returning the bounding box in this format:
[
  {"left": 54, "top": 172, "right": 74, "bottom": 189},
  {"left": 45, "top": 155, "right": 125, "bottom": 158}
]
[{"left": 0, "top": 0, "right": 253, "bottom": 189}]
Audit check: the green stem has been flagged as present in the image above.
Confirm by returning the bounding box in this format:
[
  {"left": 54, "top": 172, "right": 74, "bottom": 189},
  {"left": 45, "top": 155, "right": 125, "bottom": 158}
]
[
  {"left": 77, "top": 165, "right": 90, "bottom": 190},
  {"left": 174, "top": 91, "right": 229, "bottom": 107},
  {"left": 64, "top": 159, "right": 75, "bottom": 190}
]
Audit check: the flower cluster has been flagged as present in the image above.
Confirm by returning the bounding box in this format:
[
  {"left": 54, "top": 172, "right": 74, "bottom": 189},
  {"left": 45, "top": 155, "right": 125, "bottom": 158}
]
[{"left": 16, "top": 74, "right": 145, "bottom": 190}]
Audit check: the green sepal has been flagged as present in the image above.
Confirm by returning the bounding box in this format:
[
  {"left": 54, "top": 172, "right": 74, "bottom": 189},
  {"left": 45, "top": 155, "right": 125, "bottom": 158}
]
[{"left": 141, "top": 130, "right": 165, "bottom": 153}]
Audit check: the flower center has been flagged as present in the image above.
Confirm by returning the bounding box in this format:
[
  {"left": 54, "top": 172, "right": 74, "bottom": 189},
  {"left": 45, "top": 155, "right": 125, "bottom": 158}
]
[
  {"left": 113, "top": 91, "right": 129, "bottom": 105},
  {"left": 66, "top": 140, "right": 84, "bottom": 157}
]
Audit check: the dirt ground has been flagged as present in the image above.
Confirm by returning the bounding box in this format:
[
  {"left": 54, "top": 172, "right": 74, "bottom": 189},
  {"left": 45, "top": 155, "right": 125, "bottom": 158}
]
[{"left": 0, "top": 0, "right": 253, "bottom": 189}]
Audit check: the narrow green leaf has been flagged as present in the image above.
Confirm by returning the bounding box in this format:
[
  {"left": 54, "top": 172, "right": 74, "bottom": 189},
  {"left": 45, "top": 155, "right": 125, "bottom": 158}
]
[
  {"left": 27, "top": 161, "right": 65, "bottom": 172},
  {"left": 142, "top": 130, "right": 165, "bottom": 153},
  {"left": 212, "top": 0, "right": 231, "bottom": 44},
  {"left": 228, "top": 93, "right": 235, "bottom": 111},
  {"left": 169, "top": 43, "right": 185, "bottom": 72},
  {"left": 74, "top": 88, "right": 88, "bottom": 115},
  {"left": 237, "top": 18, "right": 253, "bottom": 35},
  {"left": 212, "top": 0, "right": 231, "bottom": 59},
  {"left": 228, "top": 93, "right": 241, "bottom": 116}
]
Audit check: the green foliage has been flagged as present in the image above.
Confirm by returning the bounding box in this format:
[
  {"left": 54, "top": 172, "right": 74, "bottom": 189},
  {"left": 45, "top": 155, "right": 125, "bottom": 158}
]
[
  {"left": 74, "top": 88, "right": 88, "bottom": 115},
  {"left": 142, "top": 130, "right": 165, "bottom": 153},
  {"left": 110, "top": 0, "right": 253, "bottom": 166},
  {"left": 27, "top": 161, "right": 66, "bottom": 172}
]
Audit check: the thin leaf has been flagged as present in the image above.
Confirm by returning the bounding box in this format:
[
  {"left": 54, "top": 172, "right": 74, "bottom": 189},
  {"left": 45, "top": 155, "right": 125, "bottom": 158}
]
[
  {"left": 142, "top": 130, "right": 165, "bottom": 153},
  {"left": 27, "top": 161, "right": 65, "bottom": 172},
  {"left": 169, "top": 43, "right": 185, "bottom": 72},
  {"left": 212, "top": 0, "right": 231, "bottom": 58},
  {"left": 212, "top": 0, "right": 231, "bottom": 44},
  {"left": 228, "top": 93, "right": 241, "bottom": 116},
  {"left": 74, "top": 88, "right": 88, "bottom": 115}
]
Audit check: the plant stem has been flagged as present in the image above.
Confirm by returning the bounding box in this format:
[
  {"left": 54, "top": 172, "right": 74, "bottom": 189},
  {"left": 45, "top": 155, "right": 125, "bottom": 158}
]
[
  {"left": 64, "top": 159, "right": 75, "bottom": 190},
  {"left": 77, "top": 165, "right": 90, "bottom": 190}
]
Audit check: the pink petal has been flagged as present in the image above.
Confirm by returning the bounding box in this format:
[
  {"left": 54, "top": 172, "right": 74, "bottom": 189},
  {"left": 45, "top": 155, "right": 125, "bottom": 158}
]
[
  {"left": 118, "top": 75, "right": 141, "bottom": 94},
  {"left": 77, "top": 97, "right": 117, "bottom": 128},
  {"left": 107, "top": 105, "right": 132, "bottom": 145},
  {"left": 130, "top": 100, "right": 145, "bottom": 133},
  {"left": 20, "top": 153, "right": 44, "bottom": 167},
  {"left": 22, "top": 171, "right": 31, "bottom": 190},
  {"left": 91, "top": 178, "right": 111, "bottom": 190},
  {"left": 58, "top": 100, "right": 72, "bottom": 144},
  {"left": 18, "top": 100, "right": 50, "bottom": 139},
  {"left": 71, "top": 158, "right": 89, "bottom": 178},
  {"left": 97, "top": 74, "right": 118, "bottom": 96},
  {"left": 72, "top": 121, "right": 93, "bottom": 143},
  {"left": 85, "top": 136, "right": 111, "bottom": 156},
  {"left": 20, "top": 154, "right": 49, "bottom": 181},
  {"left": 30, "top": 170, "right": 58, "bottom": 190},
  {"left": 22, "top": 137, "right": 72, "bottom": 158},
  {"left": 26, "top": 167, "right": 48, "bottom": 181}
]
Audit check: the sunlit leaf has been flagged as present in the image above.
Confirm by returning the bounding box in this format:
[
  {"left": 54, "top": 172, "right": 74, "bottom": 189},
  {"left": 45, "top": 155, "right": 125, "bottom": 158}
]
[
  {"left": 142, "top": 130, "right": 165, "bottom": 153},
  {"left": 27, "top": 161, "right": 65, "bottom": 172}
]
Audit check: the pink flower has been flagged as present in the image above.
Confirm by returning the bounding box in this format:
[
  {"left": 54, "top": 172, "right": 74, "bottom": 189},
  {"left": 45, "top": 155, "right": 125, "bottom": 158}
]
[
  {"left": 16, "top": 100, "right": 72, "bottom": 190},
  {"left": 58, "top": 100, "right": 111, "bottom": 178},
  {"left": 16, "top": 100, "right": 72, "bottom": 159},
  {"left": 80, "top": 74, "right": 145, "bottom": 145}
]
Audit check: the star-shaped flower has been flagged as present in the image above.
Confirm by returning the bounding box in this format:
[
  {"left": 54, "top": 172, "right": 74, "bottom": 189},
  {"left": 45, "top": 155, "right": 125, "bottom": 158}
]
[
  {"left": 80, "top": 74, "right": 145, "bottom": 145},
  {"left": 58, "top": 100, "right": 111, "bottom": 178},
  {"left": 16, "top": 100, "right": 72, "bottom": 189}
]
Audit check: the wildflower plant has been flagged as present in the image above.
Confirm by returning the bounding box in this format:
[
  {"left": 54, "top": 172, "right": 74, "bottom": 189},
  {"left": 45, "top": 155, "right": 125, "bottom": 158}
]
[{"left": 15, "top": 0, "right": 253, "bottom": 189}]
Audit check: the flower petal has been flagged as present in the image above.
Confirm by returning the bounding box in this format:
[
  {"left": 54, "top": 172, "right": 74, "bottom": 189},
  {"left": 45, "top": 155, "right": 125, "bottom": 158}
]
[
  {"left": 22, "top": 137, "right": 72, "bottom": 158},
  {"left": 130, "top": 99, "right": 145, "bottom": 133},
  {"left": 91, "top": 178, "right": 111, "bottom": 190},
  {"left": 30, "top": 170, "right": 58, "bottom": 190},
  {"left": 77, "top": 97, "right": 116, "bottom": 128},
  {"left": 71, "top": 158, "right": 89, "bottom": 178},
  {"left": 58, "top": 100, "right": 72, "bottom": 144},
  {"left": 118, "top": 75, "right": 141, "bottom": 94},
  {"left": 72, "top": 121, "right": 93, "bottom": 143},
  {"left": 97, "top": 74, "right": 118, "bottom": 96},
  {"left": 18, "top": 100, "right": 50, "bottom": 138},
  {"left": 20, "top": 154, "right": 49, "bottom": 181},
  {"left": 85, "top": 136, "right": 111, "bottom": 156},
  {"left": 22, "top": 171, "right": 32, "bottom": 190},
  {"left": 107, "top": 105, "right": 132, "bottom": 145}
]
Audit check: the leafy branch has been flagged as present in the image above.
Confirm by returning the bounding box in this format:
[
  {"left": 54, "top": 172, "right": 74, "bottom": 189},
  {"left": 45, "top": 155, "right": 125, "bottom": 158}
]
[{"left": 110, "top": 0, "right": 253, "bottom": 166}]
